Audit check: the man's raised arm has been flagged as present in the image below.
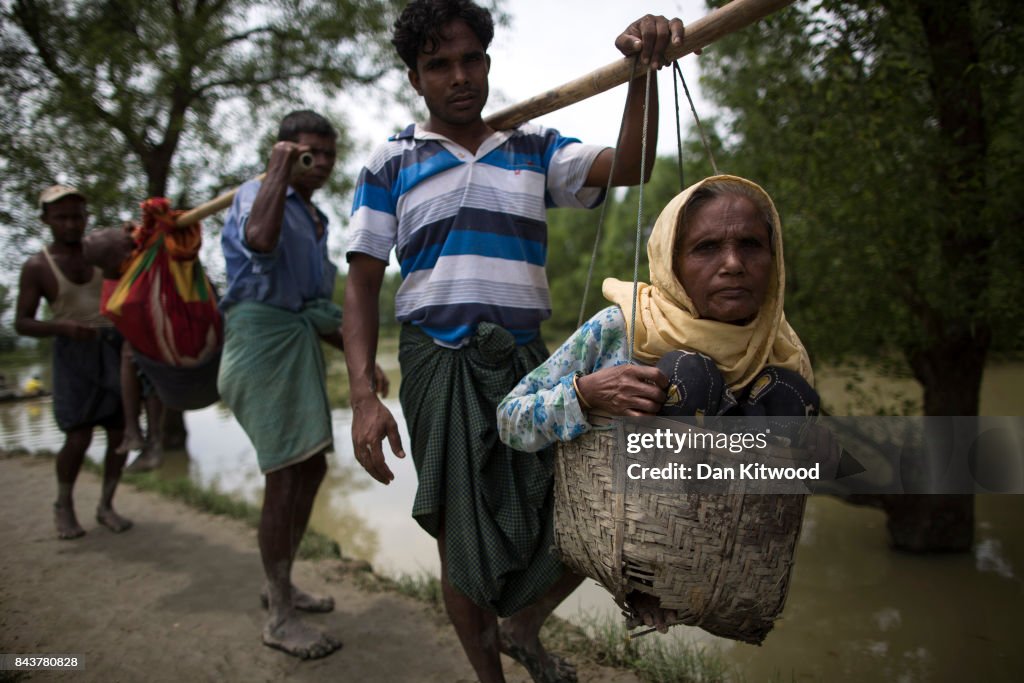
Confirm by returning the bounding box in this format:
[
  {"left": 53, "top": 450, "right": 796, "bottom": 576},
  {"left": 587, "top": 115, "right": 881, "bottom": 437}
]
[{"left": 585, "top": 14, "right": 686, "bottom": 188}]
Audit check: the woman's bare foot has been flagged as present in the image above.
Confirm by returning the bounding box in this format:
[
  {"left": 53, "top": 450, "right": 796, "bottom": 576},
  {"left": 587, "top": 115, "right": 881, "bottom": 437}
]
[
  {"left": 626, "top": 591, "right": 678, "bottom": 634},
  {"left": 54, "top": 502, "right": 85, "bottom": 540},
  {"left": 117, "top": 429, "right": 145, "bottom": 455},
  {"left": 96, "top": 506, "right": 133, "bottom": 533},
  {"left": 262, "top": 614, "right": 342, "bottom": 660},
  {"left": 498, "top": 621, "right": 577, "bottom": 683},
  {"left": 260, "top": 584, "right": 335, "bottom": 613}
]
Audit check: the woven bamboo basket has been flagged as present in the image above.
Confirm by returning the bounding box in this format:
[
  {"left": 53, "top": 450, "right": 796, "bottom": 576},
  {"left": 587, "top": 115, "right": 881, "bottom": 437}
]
[{"left": 552, "top": 416, "right": 807, "bottom": 645}]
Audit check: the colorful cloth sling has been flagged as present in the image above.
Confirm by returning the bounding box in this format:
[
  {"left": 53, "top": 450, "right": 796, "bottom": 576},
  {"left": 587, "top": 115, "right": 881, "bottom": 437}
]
[
  {"left": 101, "top": 197, "right": 223, "bottom": 410},
  {"left": 101, "top": 197, "right": 222, "bottom": 366}
]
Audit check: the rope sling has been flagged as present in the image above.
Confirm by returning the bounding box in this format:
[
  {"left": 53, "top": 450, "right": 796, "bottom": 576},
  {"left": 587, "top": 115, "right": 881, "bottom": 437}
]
[{"left": 551, "top": 60, "right": 807, "bottom": 645}]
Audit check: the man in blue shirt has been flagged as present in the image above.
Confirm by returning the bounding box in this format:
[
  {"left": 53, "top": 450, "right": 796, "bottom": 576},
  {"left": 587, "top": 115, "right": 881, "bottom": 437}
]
[{"left": 219, "top": 110, "right": 385, "bottom": 660}]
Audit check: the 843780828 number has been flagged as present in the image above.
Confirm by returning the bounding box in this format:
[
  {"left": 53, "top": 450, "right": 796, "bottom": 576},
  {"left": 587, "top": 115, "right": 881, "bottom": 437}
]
[{"left": 0, "top": 654, "right": 84, "bottom": 670}]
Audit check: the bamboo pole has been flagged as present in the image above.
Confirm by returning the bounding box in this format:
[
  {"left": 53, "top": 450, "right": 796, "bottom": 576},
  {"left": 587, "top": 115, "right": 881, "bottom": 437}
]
[
  {"left": 174, "top": 0, "right": 792, "bottom": 225},
  {"left": 484, "top": 0, "right": 794, "bottom": 130},
  {"left": 174, "top": 152, "right": 313, "bottom": 227}
]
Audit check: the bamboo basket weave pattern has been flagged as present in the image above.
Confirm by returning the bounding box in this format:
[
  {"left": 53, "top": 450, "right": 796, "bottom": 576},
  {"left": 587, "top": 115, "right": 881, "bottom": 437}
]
[{"left": 553, "top": 417, "right": 806, "bottom": 645}]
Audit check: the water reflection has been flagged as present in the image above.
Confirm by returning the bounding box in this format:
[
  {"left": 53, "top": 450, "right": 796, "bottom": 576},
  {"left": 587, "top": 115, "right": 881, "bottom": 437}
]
[
  {"left": 730, "top": 494, "right": 1023, "bottom": 681},
  {"left": 167, "top": 399, "right": 407, "bottom": 570},
  {"left": 3, "top": 382, "right": 1023, "bottom": 681}
]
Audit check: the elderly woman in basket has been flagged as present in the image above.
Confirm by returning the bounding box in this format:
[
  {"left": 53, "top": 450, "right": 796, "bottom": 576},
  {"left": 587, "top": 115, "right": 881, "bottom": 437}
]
[{"left": 497, "top": 174, "right": 820, "bottom": 632}]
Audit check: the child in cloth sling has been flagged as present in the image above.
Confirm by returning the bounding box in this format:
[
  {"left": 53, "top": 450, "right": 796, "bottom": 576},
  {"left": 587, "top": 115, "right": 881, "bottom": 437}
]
[{"left": 83, "top": 199, "right": 223, "bottom": 464}]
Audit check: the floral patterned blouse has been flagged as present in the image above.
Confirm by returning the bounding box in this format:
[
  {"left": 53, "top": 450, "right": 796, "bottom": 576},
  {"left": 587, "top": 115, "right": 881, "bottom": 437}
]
[{"left": 498, "top": 305, "right": 638, "bottom": 453}]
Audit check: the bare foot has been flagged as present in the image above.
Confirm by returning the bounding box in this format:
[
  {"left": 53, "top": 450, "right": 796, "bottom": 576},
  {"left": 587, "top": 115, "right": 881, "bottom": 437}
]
[
  {"left": 262, "top": 614, "right": 342, "bottom": 660},
  {"left": 54, "top": 503, "right": 86, "bottom": 540},
  {"left": 96, "top": 506, "right": 133, "bottom": 533},
  {"left": 260, "top": 585, "right": 335, "bottom": 613},
  {"left": 625, "top": 591, "right": 678, "bottom": 635},
  {"left": 127, "top": 445, "right": 163, "bottom": 473},
  {"left": 499, "top": 622, "right": 577, "bottom": 683},
  {"left": 117, "top": 429, "right": 145, "bottom": 455}
]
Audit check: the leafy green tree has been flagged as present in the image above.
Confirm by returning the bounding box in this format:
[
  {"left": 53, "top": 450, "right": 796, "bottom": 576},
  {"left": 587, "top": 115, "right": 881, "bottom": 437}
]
[
  {"left": 697, "top": 0, "right": 1023, "bottom": 551},
  {"left": 0, "top": 0, "right": 406, "bottom": 260},
  {"left": 0, "top": 0, "right": 415, "bottom": 443},
  {"left": 699, "top": 0, "right": 1024, "bottom": 417}
]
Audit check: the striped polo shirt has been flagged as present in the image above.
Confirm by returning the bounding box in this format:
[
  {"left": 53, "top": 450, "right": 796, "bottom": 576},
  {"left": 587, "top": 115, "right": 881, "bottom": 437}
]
[{"left": 347, "top": 123, "right": 605, "bottom": 347}]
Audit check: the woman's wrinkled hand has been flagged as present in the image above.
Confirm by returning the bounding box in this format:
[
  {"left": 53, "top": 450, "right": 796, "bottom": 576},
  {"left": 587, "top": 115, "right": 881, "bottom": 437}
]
[{"left": 575, "top": 364, "right": 668, "bottom": 416}]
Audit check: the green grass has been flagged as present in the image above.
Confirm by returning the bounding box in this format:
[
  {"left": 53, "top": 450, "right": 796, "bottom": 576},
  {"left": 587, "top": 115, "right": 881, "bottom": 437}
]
[
  {"left": 571, "top": 613, "right": 729, "bottom": 683},
  {"left": 357, "top": 569, "right": 446, "bottom": 608},
  {"left": 0, "top": 344, "right": 48, "bottom": 372}
]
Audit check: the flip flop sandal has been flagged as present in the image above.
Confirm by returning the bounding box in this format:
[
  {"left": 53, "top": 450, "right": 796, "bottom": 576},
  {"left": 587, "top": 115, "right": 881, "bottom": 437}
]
[{"left": 261, "top": 633, "right": 342, "bottom": 660}]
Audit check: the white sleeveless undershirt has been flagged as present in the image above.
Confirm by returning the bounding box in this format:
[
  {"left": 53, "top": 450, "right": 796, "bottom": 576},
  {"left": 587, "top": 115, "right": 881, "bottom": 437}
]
[{"left": 41, "top": 247, "right": 110, "bottom": 328}]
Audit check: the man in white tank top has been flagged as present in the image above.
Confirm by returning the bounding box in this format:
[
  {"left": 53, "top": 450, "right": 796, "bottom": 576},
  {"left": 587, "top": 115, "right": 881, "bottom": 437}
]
[{"left": 14, "top": 185, "right": 131, "bottom": 540}]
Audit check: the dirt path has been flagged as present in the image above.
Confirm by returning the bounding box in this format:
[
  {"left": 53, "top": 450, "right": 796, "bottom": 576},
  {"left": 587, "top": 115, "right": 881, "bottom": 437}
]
[{"left": 0, "top": 455, "right": 639, "bottom": 682}]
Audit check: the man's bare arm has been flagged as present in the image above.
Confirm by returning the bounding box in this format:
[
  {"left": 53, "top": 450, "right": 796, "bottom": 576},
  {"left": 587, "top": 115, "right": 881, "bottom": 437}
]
[
  {"left": 344, "top": 254, "right": 405, "bottom": 484},
  {"left": 344, "top": 255, "right": 385, "bottom": 403},
  {"left": 245, "top": 142, "right": 308, "bottom": 253},
  {"left": 320, "top": 325, "right": 391, "bottom": 398},
  {"left": 320, "top": 327, "right": 345, "bottom": 351},
  {"left": 585, "top": 15, "right": 686, "bottom": 187}
]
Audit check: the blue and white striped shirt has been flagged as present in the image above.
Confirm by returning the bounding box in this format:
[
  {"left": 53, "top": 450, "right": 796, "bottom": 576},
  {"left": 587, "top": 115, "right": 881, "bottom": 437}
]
[{"left": 347, "top": 123, "right": 605, "bottom": 346}]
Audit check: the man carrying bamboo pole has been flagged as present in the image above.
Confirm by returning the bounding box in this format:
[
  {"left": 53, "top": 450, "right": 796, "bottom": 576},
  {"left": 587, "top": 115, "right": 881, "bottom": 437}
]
[
  {"left": 343, "top": 2, "right": 683, "bottom": 680},
  {"left": 217, "top": 110, "right": 386, "bottom": 660}
]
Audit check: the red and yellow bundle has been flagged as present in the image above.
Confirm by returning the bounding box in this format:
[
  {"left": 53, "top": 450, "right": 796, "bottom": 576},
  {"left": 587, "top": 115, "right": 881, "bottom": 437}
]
[{"left": 102, "top": 198, "right": 222, "bottom": 366}]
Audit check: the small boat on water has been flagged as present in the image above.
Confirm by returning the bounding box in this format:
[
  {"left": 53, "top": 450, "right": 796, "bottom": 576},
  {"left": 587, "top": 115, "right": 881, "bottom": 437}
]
[
  {"left": 0, "top": 389, "right": 51, "bottom": 404},
  {"left": 0, "top": 374, "right": 49, "bottom": 403}
]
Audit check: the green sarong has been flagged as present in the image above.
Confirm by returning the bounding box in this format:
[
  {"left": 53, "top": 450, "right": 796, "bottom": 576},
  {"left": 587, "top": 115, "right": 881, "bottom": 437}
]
[
  {"left": 399, "top": 322, "right": 563, "bottom": 617},
  {"left": 217, "top": 299, "right": 341, "bottom": 473}
]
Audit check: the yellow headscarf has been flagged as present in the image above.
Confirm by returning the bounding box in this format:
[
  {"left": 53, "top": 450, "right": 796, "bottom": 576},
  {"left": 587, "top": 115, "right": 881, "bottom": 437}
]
[{"left": 602, "top": 175, "right": 813, "bottom": 390}]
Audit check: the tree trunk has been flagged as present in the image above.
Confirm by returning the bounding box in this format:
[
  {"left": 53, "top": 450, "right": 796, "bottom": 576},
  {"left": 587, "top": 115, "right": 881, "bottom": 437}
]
[
  {"left": 883, "top": 328, "right": 989, "bottom": 552},
  {"left": 909, "top": 328, "right": 991, "bottom": 419},
  {"left": 877, "top": 0, "right": 993, "bottom": 553},
  {"left": 144, "top": 91, "right": 192, "bottom": 448},
  {"left": 877, "top": 495, "right": 974, "bottom": 553},
  {"left": 143, "top": 143, "right": 187, "bottom": 451}
]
